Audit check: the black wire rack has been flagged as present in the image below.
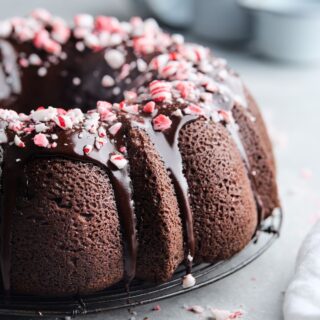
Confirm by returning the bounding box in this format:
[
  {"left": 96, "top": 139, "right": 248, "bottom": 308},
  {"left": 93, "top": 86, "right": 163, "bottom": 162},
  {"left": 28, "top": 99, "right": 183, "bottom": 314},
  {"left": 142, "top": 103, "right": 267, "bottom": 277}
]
[{"left": 0, "top": 209, "right": 282, "bottom": 318}]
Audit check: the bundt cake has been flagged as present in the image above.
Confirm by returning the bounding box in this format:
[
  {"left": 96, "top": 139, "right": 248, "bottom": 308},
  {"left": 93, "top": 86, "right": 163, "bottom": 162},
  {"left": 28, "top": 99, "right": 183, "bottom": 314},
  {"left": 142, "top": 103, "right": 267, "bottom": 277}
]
[{"left": 0, "top": 9, "right": 280, "bottom": 297}]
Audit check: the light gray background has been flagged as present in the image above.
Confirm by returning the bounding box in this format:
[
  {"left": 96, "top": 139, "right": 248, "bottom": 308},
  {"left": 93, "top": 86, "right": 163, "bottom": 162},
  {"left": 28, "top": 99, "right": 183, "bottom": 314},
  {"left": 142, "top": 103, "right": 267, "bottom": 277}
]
[{"left": 1, "top": 1, "right": 320, "bottom": 319}]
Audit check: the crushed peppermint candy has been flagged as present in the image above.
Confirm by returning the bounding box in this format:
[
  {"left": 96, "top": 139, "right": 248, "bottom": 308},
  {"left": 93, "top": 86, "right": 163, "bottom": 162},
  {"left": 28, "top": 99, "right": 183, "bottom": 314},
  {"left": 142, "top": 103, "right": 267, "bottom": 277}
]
[
  {"left": 35, "top": 123, "right": 49, "bottom": 133},
  {"left": 0, "top": 12, "right": 249, "bottom": 168},
  {"left": 108, "top": 122, "right": 122, "bottom": 136},
  {"left": 14, "top": 135, "right": 25, "bottom": 148},
  {"left": 83, "top": 144, "right": 93, "bottom": 154},
  {"left": 152, "top": 114, "right": 172, "bottom": 131},
  {"left": 182, "top": 274, "right": 196, "bottom": 288},
  {"left": 55, "top": 115, "right": 73, "bottom": 130},
  {"left": 74, "top": 14, "right": 94, "bottom": 29},
  {"left": 143, "top": 101, "right": 155, "bottom": 113},
  {"left": 210, "top": 308, "right": 244, "bottom": 320},
  {"left": 38, "top": 67, "right": 47, "bottom": 77},
  {"left": 33, "top": 133, "right": 49, "bottom": 148},
  {"left": 149, "top": 80, "right": 172, "bottom": 102},
  {"left": 110, "top": 154, "right": 128, "bottom": 169},
  {"left": 101, "top": 75, "right": 115, "bottom": 87},
  {"left": 104, "top": 49, "right": 125, "bottom": 69},
  {"left": 183, "top": 104, "right": 204, "bottom": 116},
  {"left": 0, "top": 20, "right": 12, "bottom": 37}
]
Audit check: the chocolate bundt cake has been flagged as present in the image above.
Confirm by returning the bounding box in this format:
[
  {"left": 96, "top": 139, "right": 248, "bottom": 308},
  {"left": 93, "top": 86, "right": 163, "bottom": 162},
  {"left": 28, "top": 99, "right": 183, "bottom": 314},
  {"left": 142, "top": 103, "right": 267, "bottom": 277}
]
[{"left": 0, "top": 10, "right": 280, "bottom": 296}]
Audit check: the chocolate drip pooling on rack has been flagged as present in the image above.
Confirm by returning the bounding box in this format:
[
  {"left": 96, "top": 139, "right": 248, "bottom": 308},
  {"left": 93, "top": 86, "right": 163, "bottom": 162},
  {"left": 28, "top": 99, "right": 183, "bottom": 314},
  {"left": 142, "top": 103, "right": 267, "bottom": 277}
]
[
  {"left": 136, "top": 112, "right": 197, "bottom": 273},
  {"left": 0, "top": 128, "right": 137, "bottom": 293}
]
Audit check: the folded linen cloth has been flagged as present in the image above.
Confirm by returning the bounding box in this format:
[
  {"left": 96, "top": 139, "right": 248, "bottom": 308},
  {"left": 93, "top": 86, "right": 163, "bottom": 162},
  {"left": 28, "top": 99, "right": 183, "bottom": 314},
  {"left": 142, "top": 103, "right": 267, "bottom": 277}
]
[{"left": 283, "top": 220, "right": 320, "bottom": 320}]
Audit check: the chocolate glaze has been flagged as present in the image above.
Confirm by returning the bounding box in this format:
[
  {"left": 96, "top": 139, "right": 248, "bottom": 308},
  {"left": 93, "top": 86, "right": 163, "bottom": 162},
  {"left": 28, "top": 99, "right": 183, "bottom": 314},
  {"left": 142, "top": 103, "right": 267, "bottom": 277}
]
[{"left": 135, "top": 111, "right": 197, "bottom": 272}]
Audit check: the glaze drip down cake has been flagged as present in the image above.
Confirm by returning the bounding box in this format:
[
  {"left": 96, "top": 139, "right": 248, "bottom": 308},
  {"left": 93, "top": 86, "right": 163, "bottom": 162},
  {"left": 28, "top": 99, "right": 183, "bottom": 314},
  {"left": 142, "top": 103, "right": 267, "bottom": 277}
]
[{"left": 0, "top": 9, "right": 280, "bottom": 296}]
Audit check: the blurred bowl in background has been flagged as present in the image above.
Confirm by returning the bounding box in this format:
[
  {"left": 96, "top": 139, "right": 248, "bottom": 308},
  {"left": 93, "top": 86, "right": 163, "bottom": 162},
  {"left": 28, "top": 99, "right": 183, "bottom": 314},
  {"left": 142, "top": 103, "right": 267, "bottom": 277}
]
[
  {"left": 240, "top": 0, "right": 320, "bottom": 63},
  {"left": 140, "top": 0, "right": 252, "bottom": 43},
  {"left": 143, "top": 0, "right": 194, "bottom": 28},
  {"left": 192, "top": 0, "right": 251, "bottom": 43}
]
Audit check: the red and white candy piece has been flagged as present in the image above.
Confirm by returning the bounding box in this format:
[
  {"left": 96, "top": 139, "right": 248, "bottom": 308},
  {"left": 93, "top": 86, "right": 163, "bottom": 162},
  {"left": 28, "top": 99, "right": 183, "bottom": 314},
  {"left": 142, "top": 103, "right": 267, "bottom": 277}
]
[
  {"left": 29, "top": 53, "right": 42, "bottom": 66},
  {"left": 100, "top": 109, "right": 117, "bottom": 122},
  {"left": 143, "top": 101, "right": 155, "bottom": 113},
  {"left": 95, "top": 16, "right": 120, "bottom": 32},
  {"left": 51, "top": 18, "right": 71, "bottom": 44},
  {"left": 97, "top": 100, "right": 112, "bottom": 113},
  {"left": 31, "top": 107, "right": 57, "bottom": 122},
  {"left": 0, "top": 130, "right": 8, "bottom": 144},
  {"left": 122, "top": 104, "right": 139, "bottom": 114},
  {"left": 119, "top": 146, "right": 127, "bottom": 153},
  {"left": 179, "top": 44, "right": 208, "bottom": 63},
  {"left": 110, "top": 154, "right": 128, "bottom": 169},
  {"left": 159, "top": 61, "right": 180, "bottom": 78},
  {"left": 35, "top": 123, "right": 49, "bottom": 133},
  {"left": 108, "top": 122, "right": 122, "bottom": 136},
  {"left": 31, "top": 8, "right": 52, "bottom": 23},
  {"left": 104, "top": 49, "right": 125, "bottom": 69},
  {"left": 33, "top": 30, "right": 61, "bottom": 55},
  {"left": 133, "top": 36, "right": 155, "bottom": 55},
  {"left": 8, "top": 120, "right": 23, "bottom": 132},
  {"left": 172, "top": 109, "right": 183, "bottom": 118},
  {"left": 74, "top": 14, "right": 94, "bottom": 29},
  {"left": 54, "top": 115, "right": 73, "bottom": 130},
  {"left": 118, "top": 63, "right": 130, "bottom": 80},
  {"left": 0, "top": 20, "right": 12, "bottom": 38},
  {"left": 175, "top": 81, "right": 196, "bottom": 100},
  {"left": 149, "top": 54, "right": 170, "bottom": 71},
  {"left": 98, "top": 126, "right": 107, "bottom": 138},
  {"left": 101, "top": 75, "right": 115, "bottom": 87},
  {"left": 183, "top": 104, "right": 204, "bottom": 116},
  {"left": 33, "top": 133, "right": 49, "bottom": 148},
  {"left": 152, "top": 114, "right": 172, "bottom": 131},
  {"left": 218, "top": 109, "right": 232, "bottom": 124},
  {"left": 123, "top": 91, "right": 137, "bottom": 102},
  {"left": 136, "top": 58, "right": 148, "bottom": 72},
  {"left": 83, "top": 144, "right": 93, "bottom": 155},
  {"left": 205, "top": 81, "right": 219, "bottom": 93},
  {"left": 95, "top": 136, "right": 106, "bottom": 150},
  {"left": 14, "top": 135, "right": 25, "bottom": 148},
  {"left": 149, "top": 80, "right": 172, "bottom": 103}
]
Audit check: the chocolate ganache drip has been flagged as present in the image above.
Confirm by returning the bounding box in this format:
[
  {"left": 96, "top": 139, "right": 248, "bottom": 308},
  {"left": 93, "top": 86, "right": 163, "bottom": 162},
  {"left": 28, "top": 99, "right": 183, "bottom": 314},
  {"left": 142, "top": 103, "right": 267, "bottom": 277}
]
[{"left": 0, "top": 9, "right": 269, "bottom": 293}]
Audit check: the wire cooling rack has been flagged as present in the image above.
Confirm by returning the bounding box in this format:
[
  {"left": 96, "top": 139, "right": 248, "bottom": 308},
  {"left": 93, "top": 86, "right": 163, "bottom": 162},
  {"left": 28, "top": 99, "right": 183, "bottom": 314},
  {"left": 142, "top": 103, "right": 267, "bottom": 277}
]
[{"left": 0, "top": 209, "right": 282, "bottom": 318}]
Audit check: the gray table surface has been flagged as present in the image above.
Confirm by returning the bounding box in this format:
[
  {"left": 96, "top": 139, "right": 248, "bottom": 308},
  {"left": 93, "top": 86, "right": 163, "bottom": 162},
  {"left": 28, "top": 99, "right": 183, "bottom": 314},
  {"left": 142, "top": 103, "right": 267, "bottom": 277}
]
[{"left": 1, "top": 1, "right": 320, "bottom": 319}]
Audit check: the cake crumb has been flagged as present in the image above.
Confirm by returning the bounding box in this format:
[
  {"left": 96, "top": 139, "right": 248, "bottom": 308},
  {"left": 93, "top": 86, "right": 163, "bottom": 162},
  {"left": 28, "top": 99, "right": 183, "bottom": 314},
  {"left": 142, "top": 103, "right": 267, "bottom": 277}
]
[{"left": 152, "top": 304, "right": 161, "bottom": 311}]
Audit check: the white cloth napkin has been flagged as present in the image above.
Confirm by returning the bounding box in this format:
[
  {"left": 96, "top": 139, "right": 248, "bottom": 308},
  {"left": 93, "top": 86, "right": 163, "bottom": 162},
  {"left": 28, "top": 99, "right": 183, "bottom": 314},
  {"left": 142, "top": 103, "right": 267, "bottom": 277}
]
[{"left": 283, "top": 220, "right": 320, "bottom": 320}]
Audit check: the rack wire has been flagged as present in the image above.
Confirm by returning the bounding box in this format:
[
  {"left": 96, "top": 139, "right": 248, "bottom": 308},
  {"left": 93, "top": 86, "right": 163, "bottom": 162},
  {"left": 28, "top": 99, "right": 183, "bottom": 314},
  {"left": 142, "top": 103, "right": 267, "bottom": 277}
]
[{"left": 0, "top": 209, "right": 282, "bottom": 318}]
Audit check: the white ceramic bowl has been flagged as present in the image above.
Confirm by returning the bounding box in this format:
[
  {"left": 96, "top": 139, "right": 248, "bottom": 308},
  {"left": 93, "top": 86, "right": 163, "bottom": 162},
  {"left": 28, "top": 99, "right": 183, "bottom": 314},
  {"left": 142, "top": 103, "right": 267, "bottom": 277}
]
[
  {"left": 144, "top": 0, "right": 194, "bottom": 28},
  {"left": 192, "top": 0, "right": 251, "bottom": 42},
  {"left": 239, "top": 0, "right": 320, "bottom": 63}
]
